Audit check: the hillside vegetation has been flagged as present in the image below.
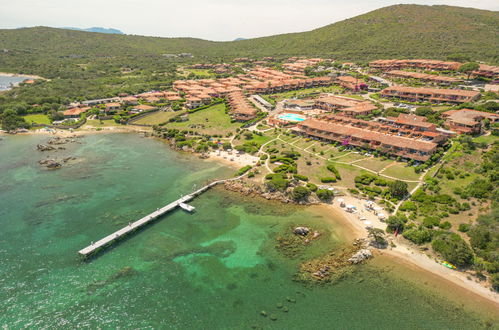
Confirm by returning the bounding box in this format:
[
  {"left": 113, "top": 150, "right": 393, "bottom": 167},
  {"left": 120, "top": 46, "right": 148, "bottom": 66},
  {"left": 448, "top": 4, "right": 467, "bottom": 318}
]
[{"left": 0, "top": 4, "right": 497, "bottom": 75}]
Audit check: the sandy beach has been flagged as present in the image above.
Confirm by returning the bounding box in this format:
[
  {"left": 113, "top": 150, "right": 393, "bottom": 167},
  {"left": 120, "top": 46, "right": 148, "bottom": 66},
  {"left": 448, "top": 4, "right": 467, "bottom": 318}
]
[
  {"left": 324, "top": 194, "right": 499, "bottom": 308},
  {"left": 207, "top": 150, "right": 260, "bottom": 169}
]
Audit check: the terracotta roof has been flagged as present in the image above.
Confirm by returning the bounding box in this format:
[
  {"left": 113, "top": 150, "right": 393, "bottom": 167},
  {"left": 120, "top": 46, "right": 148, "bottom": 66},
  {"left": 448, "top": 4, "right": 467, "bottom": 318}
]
[
  {"left": 132, "top": 104, "right": 156, "bottom": 111},
  {"left": 442, "top": 109, "right": 499, "bottom": 126},
  {"left": 382, "top": 86, "right": 480, "bottom": 98},
  {"left": 386, "top": 70, "right": 460, "bottom": 83},
  {"left": 300, "top": 118, "right": 437, "bottom": 152},
  {"left": 392, "top": 114, "right": 435, "bottom": 129},
  {"left": 63, "top": 107, "right": 88, "bottom": 116}
]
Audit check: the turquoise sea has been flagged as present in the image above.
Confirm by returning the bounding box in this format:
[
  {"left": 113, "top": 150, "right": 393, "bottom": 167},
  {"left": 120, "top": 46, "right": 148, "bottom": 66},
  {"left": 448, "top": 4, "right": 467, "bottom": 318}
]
[{"left": 0, "top": 133, "right": 496, "bottom": 329}]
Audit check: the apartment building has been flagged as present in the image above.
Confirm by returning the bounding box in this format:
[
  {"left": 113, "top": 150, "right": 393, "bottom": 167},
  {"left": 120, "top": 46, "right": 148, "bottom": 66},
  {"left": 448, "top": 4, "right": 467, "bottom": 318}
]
[{"left": 381, "top": 86, "right": 480, "bottom": 104}]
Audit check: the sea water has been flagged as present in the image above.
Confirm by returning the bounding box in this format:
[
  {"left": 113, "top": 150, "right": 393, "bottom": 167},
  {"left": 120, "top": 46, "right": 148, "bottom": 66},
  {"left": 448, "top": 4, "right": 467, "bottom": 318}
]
[{"left": 0, "top": 133, "right": 496, "bottom": 329}]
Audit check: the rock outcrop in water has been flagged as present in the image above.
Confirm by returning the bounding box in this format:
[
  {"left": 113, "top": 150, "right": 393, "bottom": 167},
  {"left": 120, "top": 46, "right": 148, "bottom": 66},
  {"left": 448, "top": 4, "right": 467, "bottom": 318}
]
[
  {"left": 348, "top": 249, "right": 373, "bottom": 264},
  {"left": 36, "top": 144, "right": 55, "bottom": 151}
]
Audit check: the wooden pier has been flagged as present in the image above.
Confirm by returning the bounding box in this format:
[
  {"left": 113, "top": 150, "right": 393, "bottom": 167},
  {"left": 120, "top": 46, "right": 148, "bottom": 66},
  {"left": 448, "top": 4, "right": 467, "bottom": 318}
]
[{"left": 78, "top": 179, "right": 227, "bottom": 257}]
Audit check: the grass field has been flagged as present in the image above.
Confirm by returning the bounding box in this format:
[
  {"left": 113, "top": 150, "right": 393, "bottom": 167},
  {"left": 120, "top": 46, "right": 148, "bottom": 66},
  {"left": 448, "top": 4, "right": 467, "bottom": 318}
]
[
  {"left": 473, "top": 134, "right": 498, "bottom": 145},
  {"left": 133, "top": 111, "right": 185, "bottom": 126},
  {"left": 381, "top": 163, "right": 421, "bottom": 181},
  {"left": 181, "top": 69, "right": 214, "bottom": 78},
  {"left": 164, "top": 103, "right": 241, "bottom": 135},
  {"left": 267, "top": 85, "right": 343, "bottom": 102},
  {"left": 359, "top": 158, "right": 394, "bottom": 173},
  {"left": 24, "top": 114, "right": 51, "bottom": 125}
]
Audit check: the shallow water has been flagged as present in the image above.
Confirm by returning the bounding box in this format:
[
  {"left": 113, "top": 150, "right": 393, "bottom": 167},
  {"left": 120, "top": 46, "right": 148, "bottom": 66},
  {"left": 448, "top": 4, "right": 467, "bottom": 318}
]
[{"left": 0, "top": 133, "right": 495, "bottom": 329}]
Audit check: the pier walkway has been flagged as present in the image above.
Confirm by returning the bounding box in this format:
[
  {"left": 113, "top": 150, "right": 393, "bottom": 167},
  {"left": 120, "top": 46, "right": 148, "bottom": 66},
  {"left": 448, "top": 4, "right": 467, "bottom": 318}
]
[{"left": 78, "top": 179, "right": 229, "bottom": 257}]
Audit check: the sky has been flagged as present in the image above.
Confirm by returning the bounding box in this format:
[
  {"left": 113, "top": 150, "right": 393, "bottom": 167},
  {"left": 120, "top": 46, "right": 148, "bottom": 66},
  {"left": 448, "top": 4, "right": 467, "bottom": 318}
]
[{"left": 1, "top": 0, "right": 498, "bottom": 41}]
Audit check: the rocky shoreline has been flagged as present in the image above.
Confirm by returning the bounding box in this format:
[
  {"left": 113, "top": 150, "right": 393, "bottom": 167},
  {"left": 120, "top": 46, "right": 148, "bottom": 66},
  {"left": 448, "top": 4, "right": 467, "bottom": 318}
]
[
  {"left": 223, "top": 179, "right": 323, "bottom": 205},
  {"left": 36, "top": 135, "right": 82, "bottom": 169}
]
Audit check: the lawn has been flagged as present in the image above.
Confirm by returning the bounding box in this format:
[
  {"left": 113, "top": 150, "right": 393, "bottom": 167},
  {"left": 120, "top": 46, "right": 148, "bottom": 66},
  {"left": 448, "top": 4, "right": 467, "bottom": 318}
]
[
  {"left": 24, "top": 114, "right": 51, "bottom": 125},
  {"left": 332, "top": 152, "right": 370, "bottom": 164},
  {"left": 133, "top": 111, "right": 185, "bottom": 126},
  {"left": 232, "top": 132, "right": 273, "bottom": 147},
  {"left": 267, "top": 85, "right": 343, "bottom": 102},
  {"left": 164, "top": 103, "right": 241, "bottom": 135},
  {"left": 181, "top": 69, "right": 214, "bottom": 78},
  {"left": 338, "top": 94, "right": 365, "bottom": 100},
  {"left": 359, "top": 158, "right": 394, "bottom": 173},
  {"left": 473, "top": 134, "right": 498, "bottom": 145},
  {"left": 381, "top": 163, "right": 421, "bottom": 181}
]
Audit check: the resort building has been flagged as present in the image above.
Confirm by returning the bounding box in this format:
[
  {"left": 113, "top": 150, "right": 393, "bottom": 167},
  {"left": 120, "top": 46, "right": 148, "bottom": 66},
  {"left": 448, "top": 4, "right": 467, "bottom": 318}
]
[
  {"left": 284, "top": 99, "right": 317, "bottom": 111},
  {"left": 385, "top": 70, "right": 461, "bottom": 85},
  {"left": 369, "top": 59, "right": 461, "bottom": 71},
  {"left": 315, "top": 95, "right": 378, "bottom": 117},
  {"left": 130, "top": 104, "right": 157, "bottom": 114},
  {"left": 380, "top": 86, "right": 480, "bottom": 104},
  {"left": 105, "top": 102, "right": 122, "bottom": 112},
  {"left": 336, "top": 76, "right": 367, "bottom": 91},
  {"left": 186, "top": 96, "right": 203, "bottom": 109},
  {"left": 63, "top": 107, "right": 89, "bottom": 119},
  {"left": 227, "top": 91, "right": 258, "bottom": 122},
  {"left": 81, "top": 97, "right": 121, "bottom": 106},
  {"left": 472, "top": 64, "right": 499, "bottom": 79},
  {"left": 378, "top": 113, "right": 449, "bottom": 143},
  {"left": 295, "top": 115, "right": 442, "bottom": 161},
  {"left": 442, "top": 109, "right": 499, "bottom": 134},
  {"left": 121, "top": 96, "right": 139, "bottom": 105}
]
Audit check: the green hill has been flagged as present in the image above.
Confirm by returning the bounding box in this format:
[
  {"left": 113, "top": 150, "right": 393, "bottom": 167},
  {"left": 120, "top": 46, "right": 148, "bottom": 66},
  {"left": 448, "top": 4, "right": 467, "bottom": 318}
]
[{"left": 0, "top": 4, "right": 497, "bottom": 78}]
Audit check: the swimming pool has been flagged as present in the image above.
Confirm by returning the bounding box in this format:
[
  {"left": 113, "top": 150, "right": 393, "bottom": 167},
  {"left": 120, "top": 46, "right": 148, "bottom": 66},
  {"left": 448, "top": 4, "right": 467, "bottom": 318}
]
[{"left": 277, "top": 113, "right": 306, "bottom": 122}]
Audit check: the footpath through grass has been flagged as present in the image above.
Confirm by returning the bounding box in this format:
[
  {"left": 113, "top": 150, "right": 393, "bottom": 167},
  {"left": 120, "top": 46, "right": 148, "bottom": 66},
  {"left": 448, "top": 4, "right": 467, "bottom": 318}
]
[{"left": 164, "top": 103, "right": 242, "bottom": 135}]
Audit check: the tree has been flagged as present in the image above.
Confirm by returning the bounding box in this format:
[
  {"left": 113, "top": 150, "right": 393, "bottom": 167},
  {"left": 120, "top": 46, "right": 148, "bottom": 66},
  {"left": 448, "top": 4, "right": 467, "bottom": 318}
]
[
  {"left": 292, "top": 186, "right": 310, "bottom": 201},
  {"left": 316, "top": 189, "right": 334, "bottom": 201},
  {"left": 386, "top": 214, "right": 407, "bottom": 233},
  {"left": 459, "top": 62, "right": 480, "bottom": 80},
  {"left": 368, "top": 228, "right": 387, "bottom": 248},
  {"left": 432, "top": 233, "right": 474, "bottom": 267},
  {"left": 0, "top": 109, "right": 29, "bottom": 132},
  {"left": 389, "top": 180, "right": 408, "bottom": 199}
]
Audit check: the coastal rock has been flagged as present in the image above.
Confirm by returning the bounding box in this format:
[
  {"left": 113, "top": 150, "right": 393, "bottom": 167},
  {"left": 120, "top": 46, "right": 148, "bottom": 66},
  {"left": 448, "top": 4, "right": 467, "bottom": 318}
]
[
  {"left": 38, "top": 159, "right": 62, "bottom": 169},
  {"left": 348, "top": 249, "right": 372, "bottom": 264},
  {"left": 293, "top": 227, "right": 310, "bottom": 236},
  {"left": 36, "top": 144, "right": 55, "bottom": 151}
]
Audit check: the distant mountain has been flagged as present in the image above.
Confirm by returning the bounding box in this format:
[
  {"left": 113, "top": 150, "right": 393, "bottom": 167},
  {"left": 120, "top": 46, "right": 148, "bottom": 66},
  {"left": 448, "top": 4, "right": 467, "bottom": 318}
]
[
  {"left": 61, "top": 27, "right": 124, "bottom": 34},
  {"left": 1, "top": 5, "right": 498, "bottom": 65},
  {"left": 233, "top": 38, "right": 246, "bottom": 41}
]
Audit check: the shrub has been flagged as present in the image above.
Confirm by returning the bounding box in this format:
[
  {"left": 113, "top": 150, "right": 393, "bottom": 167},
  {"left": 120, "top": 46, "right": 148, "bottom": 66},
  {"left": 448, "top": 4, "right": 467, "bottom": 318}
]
[
  {"left": 402, "top": 227, "right": 432, "bottom": 245},
  {"left": 293, "top": 174, "right": 309, "bottom": 182},
  {"left": 326, "top": 164, "right": 341, "bottom": 179},
  {"left": 316, "top": 189, "right": 334, "bottom": 201},
  {"left": 306, "top": 183, "right": 318, "bottom": 192},
  {"left": 321, "top": 177, "right": 337, "bottom": 183},
  {"left": 458, "top": 223, "right": 471, "bottom": 232},
  {"left": 292, "top": 186, "right": 310, "bottom": 201},
  {"left": 236, "top": 165, "right": 252, "bottom": 176},
  {"left": 439, "top": 221, "right": 452, "bottom": 230},
  {"left": 423, "top": 216, "right": 440, "bottom": 228},
  {"left": 399, "top": 201, "right": 417, "bottom": 212},
  {"left": 432, "top": 233, "right": 474, "bottom": 267}
]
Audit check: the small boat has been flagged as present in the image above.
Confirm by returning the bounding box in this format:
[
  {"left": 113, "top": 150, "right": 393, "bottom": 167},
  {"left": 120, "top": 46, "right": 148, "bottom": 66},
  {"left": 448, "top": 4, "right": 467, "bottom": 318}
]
[{"left": 441, "top": 261, "right": 457, "bottom": 270}]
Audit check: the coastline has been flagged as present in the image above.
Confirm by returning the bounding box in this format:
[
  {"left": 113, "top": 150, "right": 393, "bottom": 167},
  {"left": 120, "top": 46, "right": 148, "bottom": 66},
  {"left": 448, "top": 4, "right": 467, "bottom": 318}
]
[
  {"left": 321, "top": 196, "right": 499, "bottom": 308},
  {"left": 0, "top": 71, "right": 46, "bottom": 80},
  {"left": 2, "top": 127, "right": 498, "bottom": 308}
]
